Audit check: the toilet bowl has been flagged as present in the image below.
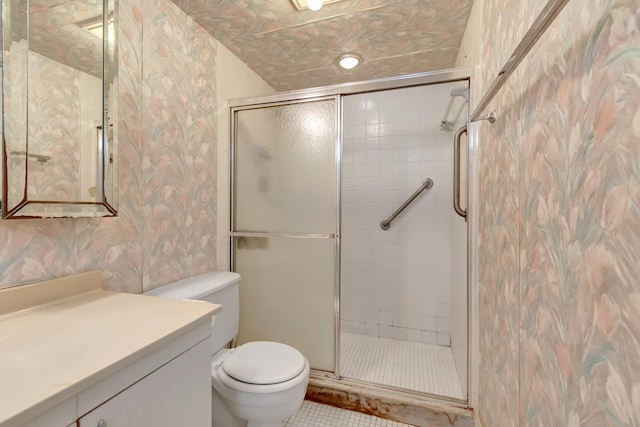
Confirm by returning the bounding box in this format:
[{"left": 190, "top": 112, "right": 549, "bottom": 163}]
[
  {"left": 211, "top": 342, "right": 310, "bottom": 427},
  {"left": 144, "top": 272, "right": 309, "bottom": 427}
]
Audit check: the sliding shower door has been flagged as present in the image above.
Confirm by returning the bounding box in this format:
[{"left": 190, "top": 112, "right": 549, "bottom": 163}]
[
  {"left": 340, "top": 81, "right": 469, "bottom": 400},
  {"left": 231, "top": 97, "right": 339, "bottom": 373}
]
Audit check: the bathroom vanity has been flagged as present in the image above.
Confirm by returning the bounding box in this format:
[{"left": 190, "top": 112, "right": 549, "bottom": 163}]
[{"left": 0, "top": 272, "right": 221, "bottom": 427}]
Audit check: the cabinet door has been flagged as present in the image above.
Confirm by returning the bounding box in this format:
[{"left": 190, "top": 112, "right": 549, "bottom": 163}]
[{"left": 78, "top": 340, "right": 211, "bottom": 427}]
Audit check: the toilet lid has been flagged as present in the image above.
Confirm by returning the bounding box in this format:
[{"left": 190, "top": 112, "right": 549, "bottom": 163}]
[{"left": 222, "top": 341, "right": 306, "bottom": 385}]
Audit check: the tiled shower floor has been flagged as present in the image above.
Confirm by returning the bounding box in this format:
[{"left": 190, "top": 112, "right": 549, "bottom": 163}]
[
  {"left": 340, "top": 333, "right": 464, "bottom": 399},
  {"left": 286, "top": 400, "right": 414, "bottom": 427}
]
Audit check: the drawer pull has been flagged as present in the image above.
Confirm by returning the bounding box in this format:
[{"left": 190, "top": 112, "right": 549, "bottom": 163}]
[{"left": 97, "top": 420, "right": 107, "bottom": 427}]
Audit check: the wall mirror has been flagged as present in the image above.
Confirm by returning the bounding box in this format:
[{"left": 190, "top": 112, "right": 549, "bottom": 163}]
[{"left": 1, "top": 0, "right": 118, "bottom": 219}]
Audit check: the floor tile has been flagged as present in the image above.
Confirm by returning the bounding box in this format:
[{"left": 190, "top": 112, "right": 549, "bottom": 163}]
[
  {"left": 340, "top": 333, "right": 464, "bottom": 398},
  {"left": 286, "top": 400, "right": 414, "bottom": 427}
]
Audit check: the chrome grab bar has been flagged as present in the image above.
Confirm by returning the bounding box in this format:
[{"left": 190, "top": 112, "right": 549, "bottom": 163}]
[
  {"left": 454, "top": 125, "right": 467, "bottom": 219},
  {"left": 380, "top": 178, "right": 434, "bottom": 230}
]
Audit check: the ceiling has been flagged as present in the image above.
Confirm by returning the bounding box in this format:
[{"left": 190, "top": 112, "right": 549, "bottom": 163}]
[{"left": 171, "top": 0, "right": 474, "bottom": 91}]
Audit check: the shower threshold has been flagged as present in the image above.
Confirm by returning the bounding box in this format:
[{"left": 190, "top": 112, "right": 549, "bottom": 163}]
[{"left": 305, "top": 375, "right": 473, "bottom": 427}]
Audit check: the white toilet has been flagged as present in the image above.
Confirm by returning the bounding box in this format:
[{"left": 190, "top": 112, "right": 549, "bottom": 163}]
[{"left": 145, "top": 272, "right": 310, "bottom": 427}]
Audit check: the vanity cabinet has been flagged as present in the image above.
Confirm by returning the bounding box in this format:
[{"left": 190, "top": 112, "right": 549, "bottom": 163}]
[
  {"left": 0, "top": 272, "right": 220, "bottom": 427},
  {"left": 78, "top": 339, "right": 211, "bottom": 427},
  {"left": 21, "top": 333, "right": 211, "bottom": 427}
]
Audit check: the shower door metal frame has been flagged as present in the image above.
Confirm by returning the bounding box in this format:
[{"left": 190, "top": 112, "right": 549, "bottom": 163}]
[
  {"left": 229, "top": 95, "right": 343, "bottom": 376},
  {"left": 228, "top": 66, "right": 479, "bottom": 409}
]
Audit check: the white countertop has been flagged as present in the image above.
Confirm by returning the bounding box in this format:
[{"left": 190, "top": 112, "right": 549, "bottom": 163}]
[{"left": 0, "top": 272, "right": 221, "bottom": 426}]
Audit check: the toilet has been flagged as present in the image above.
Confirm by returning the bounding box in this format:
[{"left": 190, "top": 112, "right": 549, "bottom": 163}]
[{"left": 145, "top": 272, "right": 310, "bottom": 427}]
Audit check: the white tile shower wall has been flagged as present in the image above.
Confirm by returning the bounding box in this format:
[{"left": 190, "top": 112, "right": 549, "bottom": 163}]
[{"left": 341, "top": 84, "right": 465, "bottom": 346}]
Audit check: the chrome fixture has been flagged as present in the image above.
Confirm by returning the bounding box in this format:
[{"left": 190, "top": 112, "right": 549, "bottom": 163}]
[
  {"left": 471, "top": 0, "right": 571, "bottom": 123},
  {"left": 230, "top": 231, "right": 337, "bottom": 239},
  {"left": 440, "top": 85, "right": 469, "bottom": 132},
  {"left": 453, "top": 126, "right": 467, "bottom": 219},
  {"left": 475, "top": 110, "right": 497, "bottom": 124},
  {"left": 380, "top": 178, "right": 434, "bottom": 230}
]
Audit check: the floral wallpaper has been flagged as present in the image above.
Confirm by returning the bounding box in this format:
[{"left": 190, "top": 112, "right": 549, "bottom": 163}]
[
  {"left": 8, "top": 0, "right": 105, "bottom": 78},
  {"left": 476, "top": 83, "right": 521, "bottom": 426},
  {"left": 0, "top": 0, "right": 218, "bottom": 292},
  {"left": 3, "top": 39, "right": 28, "bottom": 212},
  {"left": 26, "top": 52, "right": 81, "bottom": 202},
  {"left": 0, "top": 0, "right": 142, "bottom": 292},
  {"left": 4, "top": 48, "right": 107, "bottom": 216},
  {"left": 141, "top": 0, "right": 218, "bottom": 289},
  {"left": 470, "top": 0, "right": 640, "bottom": 425},
  {"left": 170, "top": 0, "right": 473, "bottom": 91}
]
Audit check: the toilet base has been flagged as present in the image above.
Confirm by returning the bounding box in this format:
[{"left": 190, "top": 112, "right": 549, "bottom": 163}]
[
  {"left": 212, "top": 389, "right": 245, "bottom": 427},
  {"left": 211, "top": 385, "right": 300, "bottom": 427},
  {"left": 212, "top": 395, "right": 287, "bottom": 427},
  {"left": 212, "top": 388, "right": 292, "bottom": 427}
]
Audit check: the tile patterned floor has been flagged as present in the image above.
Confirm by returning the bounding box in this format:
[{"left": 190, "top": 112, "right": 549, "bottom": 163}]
[
  {"left": 340, "top": 333, "right": 464, "bottom": 399},
  {"left": 286, "top": 400, "right": 414, "bottom": 427}
]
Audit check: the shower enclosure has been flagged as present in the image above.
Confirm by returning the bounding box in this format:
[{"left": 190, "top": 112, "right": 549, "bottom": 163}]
[{"left": 230, "top": 69, "right": 474, "bottom": 404}]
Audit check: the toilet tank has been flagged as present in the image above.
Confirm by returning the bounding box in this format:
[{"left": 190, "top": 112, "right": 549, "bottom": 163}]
[{"left": 144, "top": 272, "right": 240, "bottom": 355}]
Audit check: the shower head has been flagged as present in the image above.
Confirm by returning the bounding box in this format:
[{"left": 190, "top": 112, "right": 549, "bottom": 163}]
[
  {"left": 440, "top": 85, "right": 470, "bottom": 132},
  {"left": 449, "top": 85, "right": 469, "bottom": 102}
]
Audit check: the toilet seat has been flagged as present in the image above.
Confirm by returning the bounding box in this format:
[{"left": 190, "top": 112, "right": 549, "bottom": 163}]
[{"left": 222, "top": 341, "right": 306, "bottom": 385}]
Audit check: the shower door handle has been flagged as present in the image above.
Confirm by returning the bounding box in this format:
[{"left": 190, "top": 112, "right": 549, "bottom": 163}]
[{"left": 453, "top": 125, "right": 467, "bottom": 219}]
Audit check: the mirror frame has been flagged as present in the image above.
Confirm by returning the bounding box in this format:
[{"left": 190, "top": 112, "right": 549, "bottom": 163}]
[{"left": 1, "top": 0, "right": 118, "bottom": 219}]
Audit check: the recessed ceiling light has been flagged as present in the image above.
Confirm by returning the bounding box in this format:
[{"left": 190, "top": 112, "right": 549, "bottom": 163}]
[
  {"left": 307, "top": 0, "right": 323, "bottom": 11},
  {"left": 290, "top": 0, "right": 344, "bottom": 11},
  {"left": 338, "top": 54, "right": 361, "bottom": 70}
]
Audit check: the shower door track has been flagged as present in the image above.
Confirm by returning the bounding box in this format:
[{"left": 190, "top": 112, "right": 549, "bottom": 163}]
[{"left": 310, "top": 374, "right": 471, "bottom": 410}]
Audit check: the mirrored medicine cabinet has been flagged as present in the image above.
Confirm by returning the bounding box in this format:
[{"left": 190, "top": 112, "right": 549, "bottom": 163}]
[{"left": 1, "top": 0, "right": 118, "bottom": 219}]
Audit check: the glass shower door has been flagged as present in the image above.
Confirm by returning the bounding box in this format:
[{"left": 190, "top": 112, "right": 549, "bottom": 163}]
[{"left": 231, "top": 97, "right": 339, "bottom": 373}]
